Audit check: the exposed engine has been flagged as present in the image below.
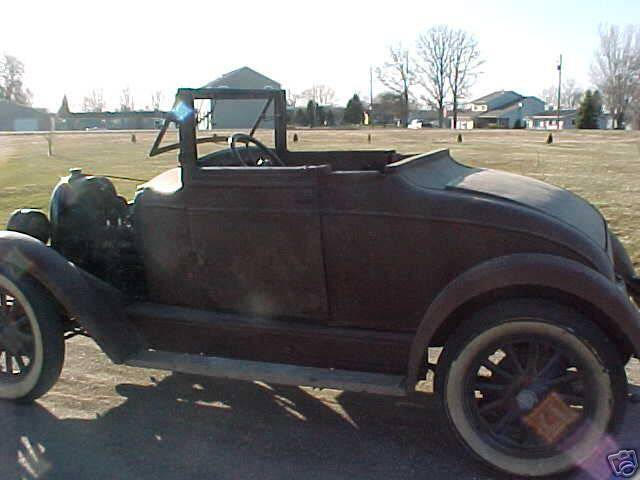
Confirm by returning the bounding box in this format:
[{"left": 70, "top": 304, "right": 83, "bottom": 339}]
[{"left": 8, "top": 169, "right": 145, "bottom": 296}]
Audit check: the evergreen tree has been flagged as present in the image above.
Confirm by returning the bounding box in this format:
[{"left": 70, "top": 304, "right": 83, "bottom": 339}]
[
  {"left": 592, "top": 90, "right": 603, "bottom": 119},
  {"left": 306, "top": 100, "right": 318, "bottom": 127},
  {"left": 316, "top": 105, "right": 326, "bottom": 126},
  {"left": 343, "top": 94, "right": 364, "bottom": 124},
  {"left": 577, "top": 90, "right": 602, "bottom": 129},
  {"left": 326, "top": 109, "right": 336, "bottom": 126},
  {"left": 294, "top": 108, "right": 308, "bottom": 126}
]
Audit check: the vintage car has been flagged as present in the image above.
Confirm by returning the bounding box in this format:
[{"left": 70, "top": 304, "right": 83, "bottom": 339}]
[{"left": 1, "top": 88, "right": 639, "bottom": 477}]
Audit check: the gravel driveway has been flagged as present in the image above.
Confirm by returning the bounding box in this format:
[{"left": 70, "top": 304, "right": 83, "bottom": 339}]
[{"left": 1, "top": 337, "right": 638, "bottom": 480}]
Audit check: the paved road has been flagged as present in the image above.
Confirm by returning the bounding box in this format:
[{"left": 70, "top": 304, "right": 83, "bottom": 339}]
[{"left": 1, "top": 337, "right": 638, "bottom": 480}]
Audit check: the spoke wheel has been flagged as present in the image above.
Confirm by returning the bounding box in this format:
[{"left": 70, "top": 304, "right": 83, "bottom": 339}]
[
  {"left": 0, "top": 268, "right": 65, "bottom": 403},
  {"left": 465, "top": 337, "right": 591, "bottom": 458},
  {"left": 436, "top": 299, "right": 627, "bottom": 478},
  {"left": 0, "top": 290, "right": 36, "bottom": 382}
]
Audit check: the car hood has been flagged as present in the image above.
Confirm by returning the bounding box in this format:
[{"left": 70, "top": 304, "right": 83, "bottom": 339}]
[{"left": 447, "top": 169, "right": 607, "bottom": 248}]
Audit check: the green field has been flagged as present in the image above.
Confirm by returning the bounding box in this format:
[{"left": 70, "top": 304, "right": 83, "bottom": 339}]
[{"left": 1, "top": 128, "right": 639, "bottom": 266}]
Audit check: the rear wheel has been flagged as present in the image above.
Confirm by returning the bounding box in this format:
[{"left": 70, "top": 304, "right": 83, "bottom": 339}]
[
  {"left": 436, "top": 299, "right": 627, "bottom": 477},
  {"left": 0, "top": 268, "right": 65, "bottom": 403}
]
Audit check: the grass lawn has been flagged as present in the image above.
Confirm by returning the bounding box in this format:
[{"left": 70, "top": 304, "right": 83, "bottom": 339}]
[{"left": 1, "top": 128, "right": 639, "bottom": 266}]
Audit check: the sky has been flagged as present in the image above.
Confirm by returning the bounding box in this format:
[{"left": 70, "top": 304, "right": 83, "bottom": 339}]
[{"left": 2, "top": 0, "right": 639, "bottom": 112}]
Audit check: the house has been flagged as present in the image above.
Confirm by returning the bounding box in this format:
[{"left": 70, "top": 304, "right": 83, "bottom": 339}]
[
  {"left": 525, "top": 109, "right": 615, "bottom": 130},
  {"left": 56, "top": 96, "right": 166, "bottom": 130},
  {"left": 0, "top": 100, "right": 54, "bottom": 131},
  {"left": 201, "top": 66, "right": 281, "bottom": 129},
  {"left": 454, "top": 91, "right": 545, "bottom": 129},
  {"left": 525, "top": 109, "right": 578, "bottom": 130},
  {"left": 598, "top": 112, "right": 614, "bottom": 130}
]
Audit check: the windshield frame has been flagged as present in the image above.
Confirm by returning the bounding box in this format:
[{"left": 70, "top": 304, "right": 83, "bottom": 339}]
[{"left": 149, "top": 88, "right": 288, "bottom": 160}]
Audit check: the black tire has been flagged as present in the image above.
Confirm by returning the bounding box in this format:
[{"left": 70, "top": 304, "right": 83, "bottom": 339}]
[
  {"left": 0, "top": 267, "right": 65, "bottom": 403},
  {"left": 435, "top": 298, "right": 627, "bottom": 478}
]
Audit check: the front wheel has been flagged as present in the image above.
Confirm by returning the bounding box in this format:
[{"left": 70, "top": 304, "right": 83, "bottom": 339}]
[
  {"left": 436, "top": 299, "right": 627, "bottom": 478},
  {"left": 0, "top": 268, "right": 65, "bottom": 403}
]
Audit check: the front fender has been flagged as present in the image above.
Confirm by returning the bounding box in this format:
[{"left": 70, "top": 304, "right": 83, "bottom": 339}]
[
  {"left": 0, "top": 231, "right": 142, "bottom": 362},
  {"left": 406, "top": 253, "right": 640, "bottom": 391}
]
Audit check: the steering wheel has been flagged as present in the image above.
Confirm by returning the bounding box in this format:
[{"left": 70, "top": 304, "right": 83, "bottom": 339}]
[{"left": 228, "top": 133, "right": 284, "bottom": 166}]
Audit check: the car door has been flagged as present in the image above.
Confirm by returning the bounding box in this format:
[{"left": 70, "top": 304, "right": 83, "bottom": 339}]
[
  {"left": 319, "top": 169, "right": 439, "bottom": 332},
  {"left": 184, "top": 165, "right": 330, "bottom": 321}
]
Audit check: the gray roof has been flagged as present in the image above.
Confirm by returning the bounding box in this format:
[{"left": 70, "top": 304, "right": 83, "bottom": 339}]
[
  {"left": 0, "top": 99, "right": 50, "bottom": 116},
  {"left": 526, "top": 109, "right": 577, "bottom": 118},
  {"left": 470, "top": 90, "right": 523, "bottom": 104},
  {"left": 476, "top": 96, "right": 544, "bottom": 118},
  {"left": 204, "top": 66, "right": 280, "bottom": 89},
  {"left": 477, "top": 100, "right": 523, "bottom": 118}
]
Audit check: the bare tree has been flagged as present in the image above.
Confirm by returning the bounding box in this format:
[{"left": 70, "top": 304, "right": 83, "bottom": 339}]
[
  {"left": 377, "top": 45, "right": 415, "bottom": 127},
  {"left": 415, "top": 26, "right": 452, "bottom": 127},
  {"left": 541, "top": 79, "right": 583, "bottom": 109},
  {"left": 82, "top": 89, "right": 106, "bottom": 112},
  {"left": 563, "top": 79, "right": 584, "bottom": 108},
  {"left": 316, "top": 85, "right": 336, "bottom": 106},
  {"left": 301, "top": 85, "right": 336, "bottom": 105},
  {"left": 286, "top": 90, "right": 302, "bottom": 109},
  {"left": 150, "top": 91, "right": 163, "bottom": 110},
  {"left": 120, "top": 87, "right": 135, "bottom": 111},
  {"left": 541, "top": 85, "right": 557, "bottom": 107},
  {"left": 591, "top": 24, "right": 640, "bottom": 129},
  {"left": 0, "top": 54, "right": 32, "bottom": 105},
  {"left": 447, "top": 30, "right": 483, "bottom": 129}
]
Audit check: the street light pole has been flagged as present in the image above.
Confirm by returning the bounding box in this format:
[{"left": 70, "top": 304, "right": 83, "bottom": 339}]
[{"left": 557, "top": 54, "right": 562, "bottom": 131}]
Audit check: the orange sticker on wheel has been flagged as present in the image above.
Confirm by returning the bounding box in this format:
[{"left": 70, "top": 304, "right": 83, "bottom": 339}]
[{"left": 522, "top": 391, "right": 581, "bottom": 444}]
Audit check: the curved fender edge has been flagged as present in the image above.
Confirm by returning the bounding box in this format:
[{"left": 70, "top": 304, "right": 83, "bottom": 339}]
[
  {"left": 0, "top": 231, "right": 143, "bottom": 363},
  {"left": 406, "top": 253, "right": 640, "bottom": 392}
]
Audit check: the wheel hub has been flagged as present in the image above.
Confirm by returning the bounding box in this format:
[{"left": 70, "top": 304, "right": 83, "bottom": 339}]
[
  {"left": 515, "top": 389, "right": 538, "bottom": 411},
  {"left": 0, "top": 322, "right": 25, "bottom": 354}
]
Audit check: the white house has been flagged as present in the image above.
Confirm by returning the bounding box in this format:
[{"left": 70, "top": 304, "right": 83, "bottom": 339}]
[
  {"left": 454, "top": 91, "right": 545, "bottom": 129},
  {"left": 525, "top": 109, "right": 578, "bottom": 130},
  {"left": 525, "top": 109, "right": 615, "bottom": 130}
]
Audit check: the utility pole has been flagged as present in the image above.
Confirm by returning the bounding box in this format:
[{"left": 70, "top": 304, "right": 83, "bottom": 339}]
[
  {"left": 556, "top": 54, "right": 562, "bottom": 130},
  {"left": 369, "top": 66, "right": 374, "bottom": 127},
  {"left": 404, "top": 49, "right": 410, "bottom": 128}
]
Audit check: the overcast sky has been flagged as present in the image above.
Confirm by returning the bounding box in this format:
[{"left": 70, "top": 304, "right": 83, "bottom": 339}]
[{"left": 2, "top": 0, "right": 639, "bottom": 112}]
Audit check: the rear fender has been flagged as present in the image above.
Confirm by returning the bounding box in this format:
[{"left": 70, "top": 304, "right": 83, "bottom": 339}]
[
  {"left": 0, "top": 231, "right": 143, "bottom": 362},
  {"left": 406, "top": 253, "right": 640, "bottom": 391}
]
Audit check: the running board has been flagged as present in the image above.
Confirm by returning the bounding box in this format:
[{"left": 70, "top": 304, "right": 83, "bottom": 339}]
[{"left": 125, "top": 350, "right": 406, "bottom": 397}]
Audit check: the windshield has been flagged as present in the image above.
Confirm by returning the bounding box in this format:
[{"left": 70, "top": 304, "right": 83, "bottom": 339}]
[
  {"left": 149, "top": 95, "right": 277, "bottom": 159},
  {"left": 193, "top": 97, "right": 276, "bottom": 160}
]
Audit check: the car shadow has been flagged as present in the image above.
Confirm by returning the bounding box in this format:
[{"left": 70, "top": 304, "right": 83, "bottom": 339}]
[
  {"left": 0, "top": 372, "right": 490, "bottom": 480},
  {"left": 0, "top": 372, "right": 636, "bottom": 480}
]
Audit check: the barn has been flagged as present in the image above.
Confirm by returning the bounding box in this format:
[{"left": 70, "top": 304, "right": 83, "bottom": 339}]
[
  {"left": 200, "top": 67, "right": 281, "bottom": 129},
  {"left": 0, "top": 100, "right": 53, "bottom": 131}
]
